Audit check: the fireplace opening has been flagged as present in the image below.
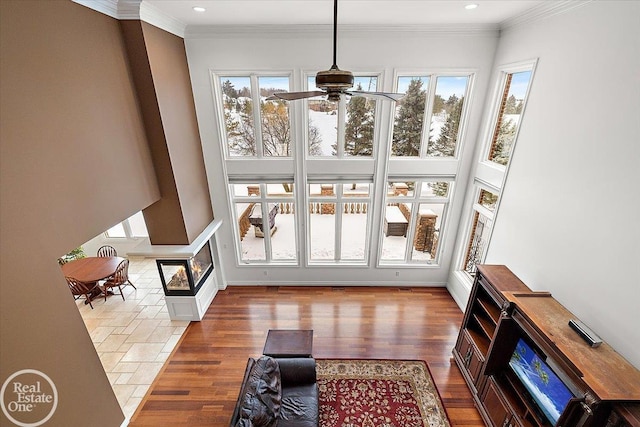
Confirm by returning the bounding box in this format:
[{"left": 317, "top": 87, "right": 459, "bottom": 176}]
[{"left": 156, "top": 241, "right": 214, "bottom": 296}]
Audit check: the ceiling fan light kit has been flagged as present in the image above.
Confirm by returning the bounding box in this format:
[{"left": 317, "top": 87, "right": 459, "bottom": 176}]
[{"left": 271, "top": 0, "right": 403, "bottom": 103}]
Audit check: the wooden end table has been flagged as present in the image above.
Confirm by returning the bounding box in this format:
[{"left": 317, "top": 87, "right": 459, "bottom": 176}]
[{"left": 263, "top": 329, "right": 313, "bottom": 358}]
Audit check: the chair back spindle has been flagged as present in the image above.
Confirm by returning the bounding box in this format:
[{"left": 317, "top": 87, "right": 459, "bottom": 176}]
[{"left": 97, "top": 245, "right": 117, "bottom": 257}]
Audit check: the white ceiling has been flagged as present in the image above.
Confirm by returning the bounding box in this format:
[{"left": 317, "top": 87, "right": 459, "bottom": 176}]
[{"left": 144, "top": 0, "right": 548, "bottom": 27}]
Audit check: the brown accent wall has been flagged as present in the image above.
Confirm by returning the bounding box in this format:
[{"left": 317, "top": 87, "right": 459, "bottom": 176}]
[
  {"left": 120, "top": 21, "right": 213, "bottom": 245},
  {"left": 0, "top": 1, "right": 160, "bottom": 426}
]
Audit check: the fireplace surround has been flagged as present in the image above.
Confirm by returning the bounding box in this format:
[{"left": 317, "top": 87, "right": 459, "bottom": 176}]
[
  {"left": 156, "top": 241, "right": 213, "bottom": 296},
  {"left": 128, "top": 220, "right": 224, "bottom": 320}
]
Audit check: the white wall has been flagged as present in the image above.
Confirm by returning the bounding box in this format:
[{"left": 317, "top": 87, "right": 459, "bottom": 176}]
[
  {"left": 185, "top": 26, "right": 499, "bottom": 286},
  {"left": 484, "top": 1, "right": 640, "bottom": 368}
]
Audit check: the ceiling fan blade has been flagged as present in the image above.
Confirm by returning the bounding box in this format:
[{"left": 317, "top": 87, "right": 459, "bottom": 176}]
[
  {"left": 267, "top": 91, "right": 327, "bottom": 101},
  {"left": 347, "top": 90, "right": 405, "bottom": 102}
]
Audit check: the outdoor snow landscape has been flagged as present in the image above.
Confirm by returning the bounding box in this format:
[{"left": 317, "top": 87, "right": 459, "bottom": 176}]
[{"left": 217, "top": 72, "right": 523, "bottom": 263}]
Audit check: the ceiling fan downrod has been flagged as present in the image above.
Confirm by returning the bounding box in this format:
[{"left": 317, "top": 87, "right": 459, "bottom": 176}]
[{"left": 315, "top": 0, "right": 354, "bottom": 99}]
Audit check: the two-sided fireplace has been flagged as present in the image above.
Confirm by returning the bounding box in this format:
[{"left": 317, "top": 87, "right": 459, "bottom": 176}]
[{"left": 156, "top": 241, "right": 213, "bottom": 296}]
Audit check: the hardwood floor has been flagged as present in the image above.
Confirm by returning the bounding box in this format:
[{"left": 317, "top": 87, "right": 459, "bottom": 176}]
[{"left": 129, "top": 286, "right": 484, "bottom": 426}]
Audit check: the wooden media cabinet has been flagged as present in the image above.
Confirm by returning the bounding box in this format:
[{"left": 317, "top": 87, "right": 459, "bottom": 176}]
[{"left": 453, "top": 265, "right": 640, "bottom": 427}]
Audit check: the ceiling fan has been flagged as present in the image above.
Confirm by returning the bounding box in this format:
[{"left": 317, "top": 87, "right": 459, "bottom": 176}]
[{"left": 269, "top": 0, "right": 404, "bottom": 103}]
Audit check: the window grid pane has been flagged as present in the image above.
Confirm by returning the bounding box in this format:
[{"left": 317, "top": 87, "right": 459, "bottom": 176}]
[
  {"left": 488, "top": 70, "right": 532, "bottom": 165},
  {"left": 426, "top": 76, "right": 469, "bottom": 157},
  {"left": 344, "top": 76, "right": 377, "bottom": 157},
  {"left": 221, "top": 76, "right": 255, "bottom": 156},
  {"left": 392, "top": 76, "right": 429, "bottom": 157},
  {"left": 259, "top": 76, "right": 291, "bottom": 157},
  {"left": 463, "top": 211, "right": 493, "bottom": 275}
]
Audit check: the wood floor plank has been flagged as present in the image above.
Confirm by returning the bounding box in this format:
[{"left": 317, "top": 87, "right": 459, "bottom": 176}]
[{"left": 129, "top": 286, "right": 484, "bottom": 426}]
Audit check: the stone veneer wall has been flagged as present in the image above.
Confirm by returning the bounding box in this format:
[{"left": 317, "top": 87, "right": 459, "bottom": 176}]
[{"left": 321, "top": 184, "right": 335, "bottom": 214}]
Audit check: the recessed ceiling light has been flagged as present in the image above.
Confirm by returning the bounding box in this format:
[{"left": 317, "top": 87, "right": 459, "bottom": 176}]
[
  {"left": 193, "top": 6, "right": 206, "bottom": 13},
  {"left": 465, "top": 4, "right": 478, "bottom": 10}
]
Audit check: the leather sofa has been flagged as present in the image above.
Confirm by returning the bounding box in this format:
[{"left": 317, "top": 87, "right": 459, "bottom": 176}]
[{"left": 230, "top": 356, "right": 318, "bottom": 427}]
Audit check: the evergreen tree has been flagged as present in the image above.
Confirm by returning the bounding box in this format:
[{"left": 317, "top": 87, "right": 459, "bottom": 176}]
[
  {"left": 222, "top": 80, "right": 238, "bottom": 99},
  {"left": 392, "top": 79, "right": 426, "bottom": 156},
  {"left": 427, "top": 96, "right": 464, "bottom": 157},
  {"left": 432, "top": 94, "right": 445, "bottom": 116},
  {"left": 345, "top": 85, "right": 375, "bottom": 156},
  {"left": 490, "top": 118, "right": 517, "bottom": 165},
  {"left": 444, "top": 94, "right": 460, "bottom": 115},
  {"left": 504, "top": 94, "right": 518, "bottom": 114},
  {"left": 515, "top": 100, "right": 524, "bottom": 114}
]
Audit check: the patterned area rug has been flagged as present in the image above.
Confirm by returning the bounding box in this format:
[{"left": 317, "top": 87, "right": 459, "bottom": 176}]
[{"left": 316, "top": 359, "right": 450, "bottom": 427}]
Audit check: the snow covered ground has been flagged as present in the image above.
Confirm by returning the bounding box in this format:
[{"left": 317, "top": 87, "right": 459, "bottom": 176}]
[{"left": 239, "top": 212, "right": 432, "bottom": 262}]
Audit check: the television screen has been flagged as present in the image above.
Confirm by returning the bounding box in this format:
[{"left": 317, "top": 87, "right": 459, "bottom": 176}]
[{"left": 509, "top": 338, "right": 575, "bottom": 425}]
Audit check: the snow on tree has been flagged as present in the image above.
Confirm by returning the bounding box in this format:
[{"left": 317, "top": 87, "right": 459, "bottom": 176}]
[
  {"left": 392, "top": 78, "right": 426, "bottom": 156},
  {"left": 222, "top": 80, "right": 322, "bottom": 157},
  {"left": 222, "top": 80, "right": 238, "bottom": 99},
  {"left": 308, "top": 123, "right": 323, "bottom": 156},
  {"left": 225, "top": 99, "right": 256, "bottom": 155},
  {"left": 504, "top": 94, "right": 518, "bottom": 114},
  {"left": 490, "top": 118, "right": 517, "bottom": 165},
  {"left": 427, "top": 95, "right": 464, "bottom": 157},
  {"left": 345, "top": 84, "right": 375, "bottom": 156}
]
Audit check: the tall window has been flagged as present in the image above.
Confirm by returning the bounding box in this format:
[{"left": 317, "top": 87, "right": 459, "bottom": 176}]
[
  {"left": 220, "top": 75, "right": 291, "bottom": 157},
  {"left": 230, "top": 182, "right": 297, "bottom": 263},
  {"left": 458, "top": 60, "right": 536, "bottom": 277},
  {"left": 214, "top": 70, "right": 473, "bottom": 268},
  {"left": 307, "top": 75, "right": 379, "bottom": 157},
  {"left": 462, "top": 187, "right": 498, "bottom": 275},
  {"left": 104, "top": 211, "right": 148, "bottom": 238},
  {"left": 380, "top": 180, "right": 450, "bottom": 264},
  {"left": 487, "top": 70, "right": 532, "bottom": 165},
  {"left": 308, "top": 182, "right": 371, "bottom": 263},
  {"left": 392, "top": 75, "right": 469, "bottom": 158}
]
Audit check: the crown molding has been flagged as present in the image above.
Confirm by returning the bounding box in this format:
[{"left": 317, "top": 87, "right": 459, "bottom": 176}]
[
  {"left": 72, "top": 0, "right": 186, "bottom": 38},
  {"left": 73, "top": 0, "right": 119, "bottom": 19},
  {"left": 139, "top": 2, "right": 186, "bottom": 37},
  {"left": 185, "top": 24, "right": 500, "bottom": 39},
  {"left": 500, "top": 0, "right": 592, "bottom": 31}
]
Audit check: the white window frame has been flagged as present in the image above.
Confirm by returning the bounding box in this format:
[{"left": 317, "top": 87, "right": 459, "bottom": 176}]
[
  {"left": 455, "top": 59, "right": 537, "bottom": 281},
  {"left": 211, "top": 68, "right": 476, "bottom": 271},
  {"left": 306, "top": 180, "right": 373, "bottom": 265},
  {"left": 379, "top": 179, "right": 453, "bottom": 266},
  {"left": 104, "top": 211, "right": 148, "bottom": 239}
]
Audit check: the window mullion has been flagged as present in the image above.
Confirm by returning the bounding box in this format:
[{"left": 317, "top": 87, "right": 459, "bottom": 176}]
[
  {"left": 122, "top": 220, "right": 133, "bottom": 239},
  {"left": 419, "top": 76, "right": 437, "bottom": 158},
  {"left": 336, "top": 96, "right": 346, "bottom": 157},
  {"left": 260, "top": 184, "right": 273, "bottom": 262},
  {"left": 335, "top": 185, "right": 343, "bottom": 261},
  {"left": 250, "top": 74, "right": 264, "bottom": 157}
]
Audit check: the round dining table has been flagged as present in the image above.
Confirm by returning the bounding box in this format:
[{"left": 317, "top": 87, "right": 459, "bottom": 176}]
[{"left": 61, "top": 256, "right": 125, "bottom": 283}]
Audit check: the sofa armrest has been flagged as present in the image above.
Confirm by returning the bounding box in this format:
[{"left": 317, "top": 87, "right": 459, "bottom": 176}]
[
  {"left": 229, "top": 358, "right": 256, "bottom": 426},
  {"left": 275, "top": 358, "right": 316, "bottom": 387}
]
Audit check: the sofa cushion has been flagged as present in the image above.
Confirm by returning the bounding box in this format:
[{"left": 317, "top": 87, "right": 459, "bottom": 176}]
[
  {"left": 236, "top": 356, "right": 282, "bottom": 427},
  {"left": 278, "top": 384, "right": 319, "bottom": 427}
]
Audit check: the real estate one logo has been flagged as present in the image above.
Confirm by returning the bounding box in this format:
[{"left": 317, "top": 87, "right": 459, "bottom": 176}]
[{"left": 1, "top": 369, "right": 58, "bottom": 427}]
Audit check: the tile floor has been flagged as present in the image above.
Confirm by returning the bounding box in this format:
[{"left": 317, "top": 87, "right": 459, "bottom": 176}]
[{"left": 75, "top": 257, "right": 190, "bottom": 421}]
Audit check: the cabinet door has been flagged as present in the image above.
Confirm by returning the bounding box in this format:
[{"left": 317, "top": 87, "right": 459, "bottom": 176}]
[
  {"left": 482, "top": 377, "right": 512, "bottom": 427},
  {"left": 457, "top": 330, "right": 484, "bottom": 389}
]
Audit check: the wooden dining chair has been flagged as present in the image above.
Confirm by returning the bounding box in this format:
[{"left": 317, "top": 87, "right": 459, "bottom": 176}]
[
  {"left": 102, "top": 259, "right": 132, "bottom": 301},
  {"left": 65, "top": 277, "right": 102, "bottom": 309},
  {"left": 97, "top": 245, "right": 117, "bottom": 257}
]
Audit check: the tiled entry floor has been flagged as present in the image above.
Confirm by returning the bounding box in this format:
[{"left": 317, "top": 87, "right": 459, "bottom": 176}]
[{"left": 75, "top": 257, "right": 190, "bottom": 421}]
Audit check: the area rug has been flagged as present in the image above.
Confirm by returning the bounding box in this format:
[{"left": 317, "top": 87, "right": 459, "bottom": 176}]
[{"left": 316, "top": 359, "right": 450, "bottom": 427}]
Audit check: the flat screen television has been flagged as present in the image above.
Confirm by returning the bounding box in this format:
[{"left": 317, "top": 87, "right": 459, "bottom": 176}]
[{"left": 509, "top": 338, "right": 575, "bottom": 425}]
